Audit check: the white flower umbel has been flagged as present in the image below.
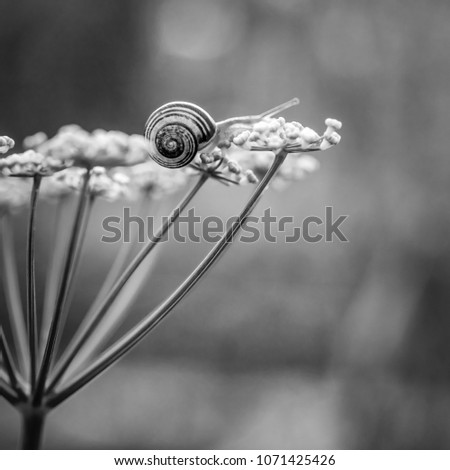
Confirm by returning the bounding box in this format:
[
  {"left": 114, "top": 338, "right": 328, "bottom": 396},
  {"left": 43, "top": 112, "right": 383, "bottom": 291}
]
[
  {"left": 35, "top": 126, "right": 150, "bottom": 168},
  {"left": 0, "top": 150, "right": 70, "bottom": 177},
  {"left": 1, "top": 98, "right": 342, "bottom": 450},
  {"left": 180, "top": 100, "right": 341, "bottom": 188}
]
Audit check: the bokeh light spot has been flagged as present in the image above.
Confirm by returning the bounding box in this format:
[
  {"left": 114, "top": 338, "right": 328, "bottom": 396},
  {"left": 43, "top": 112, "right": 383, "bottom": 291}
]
[{"left": 156, "top": 0, "right": 245, "bottom": 61}]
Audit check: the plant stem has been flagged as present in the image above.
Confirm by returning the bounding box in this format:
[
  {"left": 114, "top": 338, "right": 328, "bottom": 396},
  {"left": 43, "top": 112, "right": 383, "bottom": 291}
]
[
  {"left": 68, "top": 244, "right": 159, "bottom": 378},
  {"left": 33, "top": 170, "right": 91, "bottom": 406},
  {"left": 0, "top": 331, "right": 26, "bottom": 400},
  {"left": 27, "top": 175, "right": 42, "bottom": 392},
  {"left": 1, "top": 214, "right": 29, "bottom": 377},
  {"left": 46, "top": 174, "right": 208, "bottom": 393},
  {"left": 66, "top": 199, "right": 154, "bottom": 377},
  {"left": 83, "top": 197, "right": 149, "bottom": 319},
  {"left": 0, "top": 378, "right": 21, "bottom": 406},
  {"left": 40, "top": 199, "right": 69, "bottom": 358},
  {"left": 50, "top": 195, "right": 96, "bottom": 363},
  {"left": 47, "top": 152, "right": 286, "bottom": 408},
  {"left": 62, "top": 195, "right": 96, "bottom": 309},
  {"left": 20, "top": 408, "right": 47, "bottom": 450}
]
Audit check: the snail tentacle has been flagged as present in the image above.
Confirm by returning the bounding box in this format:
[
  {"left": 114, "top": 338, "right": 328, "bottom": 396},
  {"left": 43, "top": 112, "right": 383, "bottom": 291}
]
[{"left": 216, "top": 98, "right": 299, "bottom": 129}]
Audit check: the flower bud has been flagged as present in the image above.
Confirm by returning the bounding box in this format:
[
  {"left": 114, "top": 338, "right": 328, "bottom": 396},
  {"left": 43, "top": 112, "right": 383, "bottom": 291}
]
[
  {"left": 300, "top": 127, "right": 320, "bottom": 143},
  {"left": 227, "top": 160, "right": 242, "bottom": 174},
  {"left": 0, "top": 136, "right": 14, "bottom": 154},
  {"left": 245, "top": 169, "right": 258, "bottom": 184}
]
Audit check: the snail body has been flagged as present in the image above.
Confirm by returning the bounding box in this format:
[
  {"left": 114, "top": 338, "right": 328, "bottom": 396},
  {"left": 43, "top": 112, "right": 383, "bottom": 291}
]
[{"left": 144, "top": 98, "right": 299, "bottom": 168}]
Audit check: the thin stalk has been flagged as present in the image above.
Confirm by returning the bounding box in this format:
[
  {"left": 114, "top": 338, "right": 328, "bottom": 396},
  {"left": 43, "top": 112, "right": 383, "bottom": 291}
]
[
  {"left": 50, "top": 194, "right": 96, "bottom": 362},
  {"left": 33, "top": 170, "right": 91, "bottom": 405},
  {"left": 0, "top": 331, "right": 26, "bottom": 400},
  {"left": 20, "top": 408, "right": 47, "bottom": 450},
  {"left": 27, "top": 175, "right": 42, "bottom": 392},
  {"left": 94, "top": 197, "right": 152, "bottom": 305},
  {"left": 47, "top": 152, "right": 287, "bottom": 408},
  {"left": 83, "top": 230, "right": 134, "bottom": 312},
  {"left": 0, "top": 378, "right": 20, "bottom": 406},
  {"left": 69, "top": 197, "right": 148, "bottom": 346},
  {"left": 66, "top": 246, "right": 159, "bottom": 379},
  {"left": 46, "top": 174, "right": 208, "bottom": 393},
  {"left": 1, "top": 214, "right": 28, "bottom": 377},
  {"left": 39, "top": 199, "right": 70, "bottom": 358}
]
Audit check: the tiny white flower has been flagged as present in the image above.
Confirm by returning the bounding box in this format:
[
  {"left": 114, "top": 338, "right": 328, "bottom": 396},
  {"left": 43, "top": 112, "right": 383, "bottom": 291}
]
[
  {"left": 0, "top": 136, "right": 15, "bottom": 154},
  {"left": 299, "top": 127, "right": 320, "bottom": 143}
]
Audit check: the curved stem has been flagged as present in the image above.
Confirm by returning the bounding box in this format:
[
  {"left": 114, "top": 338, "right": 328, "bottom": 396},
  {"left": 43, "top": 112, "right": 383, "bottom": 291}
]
[
  {"left": 33, "top": 170, "right": 91, "bottom": 405},
  {"left": 0, "top": 378, "right": 20, "bottom": 406},
  {"left": 0, "top": 331, "right": 26, "bottom": 400},
  {"left": 1, "top": 214, "right": 28, "bottom": 377},
  {"left": 27, "top": 175, "right": 42, "bottom": 392},
  {"left": 47, "top": 152, "right": 286, "bottom": 408},
  {"left": 46, "top": 174, "right": 208, "bottom": 394},
  {"left": 88, "top": 198, "right": 149, "bottom": 313},
  {"left": 66, "top": 200, "right": 154, "bottom": 378},
  {"left": 68, "top": 247, "right": 159, "bottom": 379}
]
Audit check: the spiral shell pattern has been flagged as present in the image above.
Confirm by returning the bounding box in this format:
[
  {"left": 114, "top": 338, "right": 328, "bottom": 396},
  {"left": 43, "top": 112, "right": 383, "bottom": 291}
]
[{"left": 144, "top": 102, "right": 217, "bottom": 168}]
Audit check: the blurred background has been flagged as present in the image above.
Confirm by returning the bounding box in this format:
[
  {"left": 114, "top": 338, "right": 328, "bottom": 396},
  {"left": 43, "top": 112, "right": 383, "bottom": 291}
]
[{"left": 1, "top": 0, "right": 450, "bottom": 449}]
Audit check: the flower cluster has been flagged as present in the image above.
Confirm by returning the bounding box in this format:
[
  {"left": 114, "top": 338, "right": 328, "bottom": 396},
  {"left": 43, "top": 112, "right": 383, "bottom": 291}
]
[
  {"left": 125, "top": 160, "right": 189, "bottom": 199},
  {"left": 29, "top": 126, "right": 150, "bottom": 168},
  {"left": 230, "top": 116, "right": 342, "bottom": 153},
  {"left": 0, "top": 177, "right": 31, "bottom": 215},
  {"left": 41, "top": 167, "right": 133, "bottom": 202},
  {"left": 0, "top": 150, "right": 70, "bottom": 177},
  {"left": 0, "top": 136, "right": 15, "bottom": 154},
  {"left": 88, "top": 167, "right": 131, "bottom": 201},
  {"left": 40, "top": 168, "right": 83, "bottom": 200},
  {"left": 188, "top": 149, "right": 259, "bottom": 186},
  {"left": 0, "top": 104, "right": 342, "bottom": 212},
  {"left": 187, "top": 114, "right": 341, "bottom": 188},
  {"left": 233, "top": 151, "right": 320, "bottom": 189}
]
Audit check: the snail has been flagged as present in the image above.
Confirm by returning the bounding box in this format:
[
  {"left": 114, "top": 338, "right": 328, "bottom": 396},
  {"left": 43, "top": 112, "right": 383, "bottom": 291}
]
[{"left": 144, "top": 98, "right": 299, "bottom": 169}]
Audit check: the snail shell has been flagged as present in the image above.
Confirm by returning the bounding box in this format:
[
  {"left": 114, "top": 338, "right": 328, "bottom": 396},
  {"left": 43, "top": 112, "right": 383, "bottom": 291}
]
[{"left": 144, "top": 101, "right": 217, "bottom": 169}]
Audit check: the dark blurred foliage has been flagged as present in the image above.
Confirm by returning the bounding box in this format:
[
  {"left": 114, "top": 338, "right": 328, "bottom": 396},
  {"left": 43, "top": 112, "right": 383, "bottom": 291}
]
[{"left": 2, "top": 0, "right": 450, "bottom": 449}]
